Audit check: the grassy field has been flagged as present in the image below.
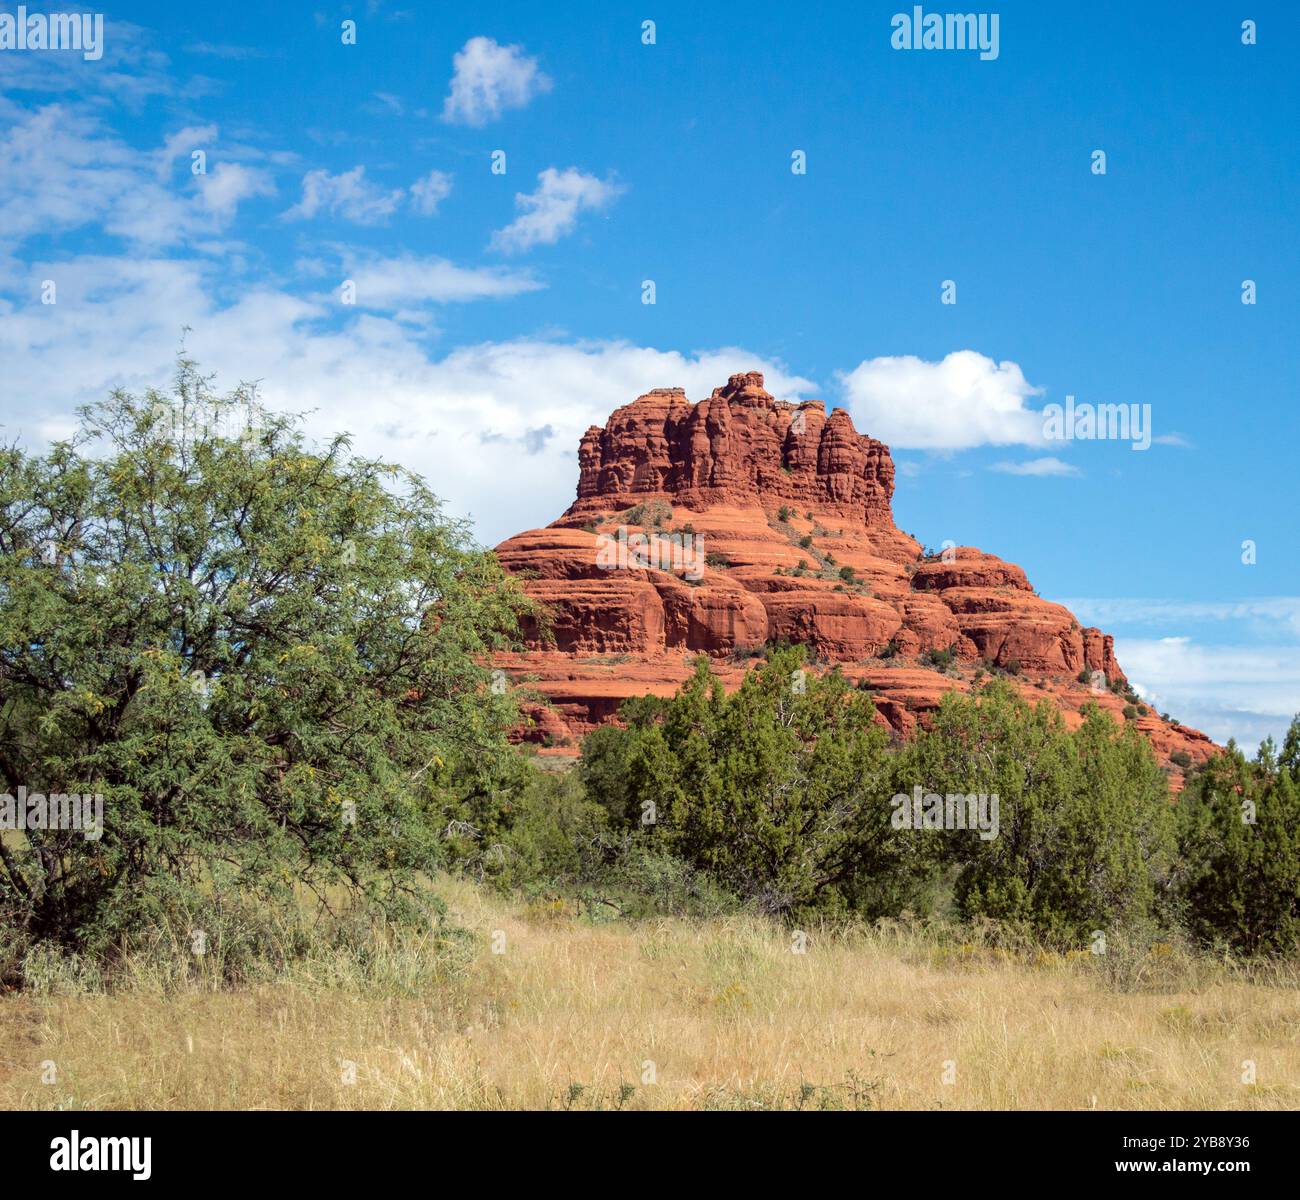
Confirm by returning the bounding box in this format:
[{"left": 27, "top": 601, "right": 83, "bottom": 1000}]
[{"left": 2, "top": 877, "right": 1298, "bottom": 1111}]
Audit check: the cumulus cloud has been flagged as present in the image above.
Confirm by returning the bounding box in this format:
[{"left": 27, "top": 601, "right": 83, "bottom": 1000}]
[
  {"left": 990, "top": 456, "right": 1079, "bottom": 477},
  {"left": 441, "top": 36, "right": 552, "bottom": 127},
  {"left": 838, "top": 349, "right": 1046, "bottom": 451},
  {"left": 490, "top": 167, "right": 623, "bottom": 254}
]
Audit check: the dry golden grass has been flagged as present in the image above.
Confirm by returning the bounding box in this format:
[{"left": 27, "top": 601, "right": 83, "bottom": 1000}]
[{"left": 2, "top": 877, "right": 1298, "bottom": 1111}]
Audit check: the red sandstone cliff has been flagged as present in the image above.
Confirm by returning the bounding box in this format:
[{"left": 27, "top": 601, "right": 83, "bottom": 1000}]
[{"left": 494, "top": 372, "right": 1216, "bottom": 785}]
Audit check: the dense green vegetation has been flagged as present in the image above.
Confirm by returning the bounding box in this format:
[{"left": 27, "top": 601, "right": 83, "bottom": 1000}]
[
  {"left": 0, "top": 363, "right": 531, "bottom": 968},
  {"left": 3, "top": 368, "right": 1296, "bottom": 988}
]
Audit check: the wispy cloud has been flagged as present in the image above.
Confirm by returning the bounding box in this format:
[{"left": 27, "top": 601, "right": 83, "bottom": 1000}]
[
  {"left": 1061, "top": 597, "right": 1300, "bottom": 640},
  {"left": 284, "top": 164, "right": 456, "bottom": 224},
  {"left": 196, "top": 161, "right": 275, "bottom": 220},
  {"left": 409, "top": 169, "right": 453, "bottom": 216},
  {"left": 0, "top": 253, "right": 812, "bottom": 545},
  {"left": 184, "top": 42, "right": 271, "bottom": 61},
  {"left": 991, "top": 456, "right": 1079, "bottom": 477},
  {"left": 283, "top": 166, "right": 405, "bottom": 224},
  {"left": 336, "top": 251, "right": 541, "bottom": 308},
  {"left": 0, "top": 104, "right": 268, "bottom": 248}
]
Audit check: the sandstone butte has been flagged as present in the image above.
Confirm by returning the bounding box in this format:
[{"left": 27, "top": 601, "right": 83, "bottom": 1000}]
[{"left": 492, "top": 371, "right": 1216, "bottom": 789}]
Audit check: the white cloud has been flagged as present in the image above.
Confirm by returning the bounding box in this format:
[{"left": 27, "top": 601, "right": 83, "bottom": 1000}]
[
  {"left": 197, "top": 161, "right": 275, "bottom": 220},
  {"left": 370, "top": 91, "right": 404, "bottom": 115},
  {"left": 0, "top": 103, "right": 189, "bottom": 245},
  {"left": 409, "top": 169, "right": 453, "bottom": 216},
  {"left": 283, "top": 166, "right": 405, "bottom": 224},
  {"left": 155, "top": 123, "right": 218, "bottom": 178},
  {"left": 441, "top": 36, "right": 552, "bottom": 127},
  {"left": 337, "top": 252, "right": 542, "bottom": 308},
  {"left": 0, "top": 20, "right": 206, "bottom": 109},
  {"left": 0, "top": 105, "right": 275, "bottom": 248},
  {"left": 991, "top": 456, "right": 1079, "bottom": 477},
  {"left": 838, "top": 350, "right": 1045, "bottom": 451},
  {"left": 490, "top": 167, "right": 623, "bottom": 254},
  {"left": 1060, "top": 597, "right": 1300, "bottom": 641},
  {"left": 0, "top": 253, "right": 812, "bottom": 545},
  {"left": 1116, "top": 637, "right": 1300, "bottom": 751}
]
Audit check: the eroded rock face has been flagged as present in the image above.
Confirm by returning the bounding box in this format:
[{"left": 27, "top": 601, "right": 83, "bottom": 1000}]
[
  {"left": 572, "top": 373, "right": 899, "bottom": 532},
  {"left": 495, "top": 373, "right": 1217, "bottom": 786}
]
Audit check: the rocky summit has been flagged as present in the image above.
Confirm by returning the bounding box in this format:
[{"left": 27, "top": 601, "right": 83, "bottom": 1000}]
[{"left": 494, "top": 372, "right": 1215, "bottom": 785}]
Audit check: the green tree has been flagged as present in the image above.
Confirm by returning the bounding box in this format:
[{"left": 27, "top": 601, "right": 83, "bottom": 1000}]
[
  {"left": 1175, "top": 735, "right": 1300, "bottom": 955},
  {"left": 900, "top": 683, "right": 1174, "bottom": 943},
  {"left": 582, "top": 647, "right": 926, "bottom": 918},
  {"left": 0, "top": 361, "right": 531, "bottom": 953}
]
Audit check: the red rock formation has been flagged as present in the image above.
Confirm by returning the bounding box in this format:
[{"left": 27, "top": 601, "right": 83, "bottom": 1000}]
[{"left": 495, "top": 373, "right": 1217, "bottom": 786}]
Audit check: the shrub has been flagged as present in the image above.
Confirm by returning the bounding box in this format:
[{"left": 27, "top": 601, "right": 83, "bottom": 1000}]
[
  {"left": 624, "top": 500, "right": 672, "bottom": 528},
  {"left": 900, "top": 685, "right": 1176, "bottom": 944},
  {"left": 1174, "top": 733, "right": 1300, "bottom": 956},
  {"left": 580, "top": 649, "right": 929, "bottom": 919},
  {"left": 922, "top": 646, "right": 956, "bottom": 670},
  {"left": 838, "top": 565, "right": 856, "bottom": 583},
  {"left": 0, "top": 361, "right": 532, "bottom": 956}
]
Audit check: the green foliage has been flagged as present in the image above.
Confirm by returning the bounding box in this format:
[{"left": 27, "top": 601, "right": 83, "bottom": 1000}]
[
  {"left": 1174, "top": 730, "right": 1300, "bottom": 955},
  {"left": 580, "top": 649, "right": 929, "bottom": 919},
  {"left": 623, "top": 501, "right": 671, "bottom": 528},
  {"left": 897, "top": 684, "right": 1175, "bottom": 944},
  {"left": 838, "top": 565, "right": 856, "bottom": 583},
  {"left": 922, "top": 646, "right": 956, "bottom": 670},
  {"left": 0, "top": 361, "right": 531, "bottom": 955}
]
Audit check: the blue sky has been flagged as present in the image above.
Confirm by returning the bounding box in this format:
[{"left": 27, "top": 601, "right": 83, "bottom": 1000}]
[{"left": 1, "top": 0, "right": 1297, "bottom": 746}]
